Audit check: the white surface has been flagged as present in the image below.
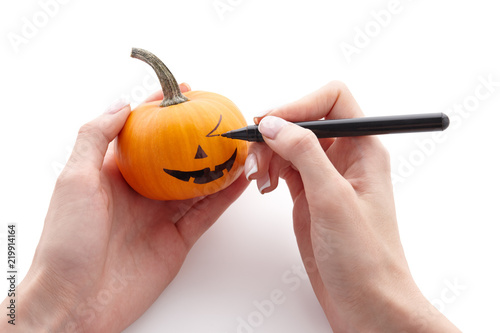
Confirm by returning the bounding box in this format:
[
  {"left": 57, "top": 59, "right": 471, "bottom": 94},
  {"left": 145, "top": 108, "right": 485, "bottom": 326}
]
[{"left": 1, "top": 0, "right": 499, "bottom": 332}]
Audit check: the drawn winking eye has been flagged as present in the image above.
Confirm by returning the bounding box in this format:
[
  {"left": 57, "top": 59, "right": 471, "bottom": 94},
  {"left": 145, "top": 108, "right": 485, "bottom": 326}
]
[{"left": 206, "top": 114, "right": 222, "bottom": 137}]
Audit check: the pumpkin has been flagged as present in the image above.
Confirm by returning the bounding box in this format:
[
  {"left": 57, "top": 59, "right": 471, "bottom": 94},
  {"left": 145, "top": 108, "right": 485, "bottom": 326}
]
[{"left": 115, "top": 48, "right": 248, "bottom": 200}]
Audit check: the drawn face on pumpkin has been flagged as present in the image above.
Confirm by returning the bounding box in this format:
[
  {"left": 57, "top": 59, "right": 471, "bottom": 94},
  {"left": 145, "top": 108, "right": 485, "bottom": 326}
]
[
  {"left": 163, "top": 114, "right": 238, "bottom": 184},
  {"left": 115, "top": 91, "right": 248, "bottom": 201}
]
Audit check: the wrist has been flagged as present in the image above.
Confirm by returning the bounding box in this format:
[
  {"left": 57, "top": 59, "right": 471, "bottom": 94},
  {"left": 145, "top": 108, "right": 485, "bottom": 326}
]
[
  {"left": 0, "top": 266, "right": 81, "bottom": 332},
  {"left": 351, "top": 275, "right": 461, "bottom": 333}
]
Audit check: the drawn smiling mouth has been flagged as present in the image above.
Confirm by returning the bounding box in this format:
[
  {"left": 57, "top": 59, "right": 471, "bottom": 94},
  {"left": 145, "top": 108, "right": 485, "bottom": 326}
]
[{"left": 163, "top": 149, "right": 237, "bottom": 184}]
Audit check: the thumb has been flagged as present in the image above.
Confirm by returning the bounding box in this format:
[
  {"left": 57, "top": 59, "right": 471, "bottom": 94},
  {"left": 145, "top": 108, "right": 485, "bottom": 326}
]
[
  {"left": 67, "top": 98, "right": 131, "bottom": 172},
  {"left": 259, "top": 116, "right": 350, "bottom": 208}
]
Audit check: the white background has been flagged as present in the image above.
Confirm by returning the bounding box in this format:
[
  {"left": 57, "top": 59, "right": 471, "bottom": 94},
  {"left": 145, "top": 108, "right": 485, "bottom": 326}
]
[{"left": 1, "top": 0, "right": 499, "bottom": 332}]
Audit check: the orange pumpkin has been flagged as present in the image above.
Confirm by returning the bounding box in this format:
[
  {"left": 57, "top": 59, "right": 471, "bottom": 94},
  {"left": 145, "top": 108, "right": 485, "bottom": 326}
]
[{"left": 115, "top": 48, "right": 248, "bottom": 200}]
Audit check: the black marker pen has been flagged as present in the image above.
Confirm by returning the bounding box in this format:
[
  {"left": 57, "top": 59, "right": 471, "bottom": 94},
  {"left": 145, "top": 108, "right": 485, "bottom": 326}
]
[{"left": 220, "top": 113, "right": 449, "bottom": 142}]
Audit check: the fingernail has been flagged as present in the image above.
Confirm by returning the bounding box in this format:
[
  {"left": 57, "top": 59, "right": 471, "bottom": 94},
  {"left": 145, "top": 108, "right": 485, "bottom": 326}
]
[
  {"left": 256, "top": 108, "right": 273, "bottom": 117},
  {"left": 105, "top": 97, "right": 130, "bottom": 114},
  {"left": 253, "top": 109, "right": 273, "bottom": 124},
  {"left": 257, "top": 173, "right": 271, "bottom": 194},
  {"left": 258, "top": 116, "right": 288, "bottom": 140},
  {"left": 245, "top": 153, "right": 258, "bottom": 180}
]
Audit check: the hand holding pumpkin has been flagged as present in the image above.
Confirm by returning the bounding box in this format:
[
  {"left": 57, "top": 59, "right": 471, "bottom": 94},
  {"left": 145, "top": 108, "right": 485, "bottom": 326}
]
[
  {"left": 0, "top": 84, "right": 249, "bottom": 332},
  {"left": 245, "top": 81, "right": 460, "bottom": 332}
]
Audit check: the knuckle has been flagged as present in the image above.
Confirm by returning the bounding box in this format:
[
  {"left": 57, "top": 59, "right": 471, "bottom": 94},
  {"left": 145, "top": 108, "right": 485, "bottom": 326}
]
[
  {"left": 77, "top": 122, "right": 96, "bottom": 137},
  {"left": 55, "top": 168, "right": 80, "bottom": 189},
  {"left": 290, "top": 129, "right": 319, "bottom": 155},
  {"left": 379, "top": 144, "right": 391, "bottom": 164},
  {"left": 354, "top": 138, "right": 392, "bottom": 180},
  {"left": 279, "top": 165, "right": 296, "bottom": 180},
  {"left": 54, "top": 169, "right": 71, "bottom": 188},
  {"left": 374, "top": 141, "right": 392, "bottom": 173},
  {"left": 326, "top": 80, "right": 349, "bottom": 92},
  {"left": 78, "top": 122, "right": 105, "bottom": 143},
  {"left": 380, "top": 149, "right": 392, "bottom": 174},
  {"left": 99, "top": 117, "right": 117, "bottom": 141},
  {"left": 76, "top": 121, "right": 107, "bottom": 153}
]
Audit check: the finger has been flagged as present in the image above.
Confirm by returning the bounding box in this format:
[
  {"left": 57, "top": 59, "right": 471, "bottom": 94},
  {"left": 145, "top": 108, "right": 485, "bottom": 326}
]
[
  {"left": 247, "top": 139, "right": 333, "bottom": 195},
  {"left": 258, "top": 81, "right": 364, "bottom": 123},
  {"left": 245, "top": 143, "right": 274, "bottom": 194},
  {"left": 176, "top": 173, "right": 249, "bottom": 249},
  {"left": 259, "top": 116, "right": 352, "bottom": 215},
  {"left": 245, "top": 143, "right": 273, "bottom": 181},
  {"left": 280, "top": 165, "right": 303, "bottom": 201},
  {"left": 282, "top": 172, "right": 330, "bottom": 300},
  {"left": 66, "top": 100, "right": 131, "bottom": 172},
  {"left": 141, "top": 83, "right": 191, "bottom": 104},
  {"left": 102, "top": 138, "right": 117, "bottom": 166},
  {"left": 246, "top": 142, "right": 287, "bottom": 194},
  {"left": 258, "top": 153, "right": 287, "bottom": 194},
  {"left": 142, "top": 90, "right": 163, "bottom": 104},
  {"left": 179, "top": 82, "right": 191, "bottom": 93}
]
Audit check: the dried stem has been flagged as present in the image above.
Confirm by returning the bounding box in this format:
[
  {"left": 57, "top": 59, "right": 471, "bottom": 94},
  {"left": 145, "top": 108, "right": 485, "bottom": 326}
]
[{"left": 131, "top": 48, "right": 188, "bottom": 107}]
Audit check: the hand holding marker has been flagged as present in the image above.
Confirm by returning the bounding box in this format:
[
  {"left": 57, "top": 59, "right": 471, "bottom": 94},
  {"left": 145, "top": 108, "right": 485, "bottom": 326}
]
[
  {"left": 239, "top": 80, "right": 460, "bottom": 332},
  {"left": 220, "top": 113, "right": 450, "bottom": 141}
]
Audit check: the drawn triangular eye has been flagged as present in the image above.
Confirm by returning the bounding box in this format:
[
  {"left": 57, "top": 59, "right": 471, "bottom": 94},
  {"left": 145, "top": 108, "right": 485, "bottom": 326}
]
[
  {"left": 194, "top": 145, "right": 208, "bottom": 159},
  {"left": 206, "top": 114, "right": 222, "bottom": 137}
]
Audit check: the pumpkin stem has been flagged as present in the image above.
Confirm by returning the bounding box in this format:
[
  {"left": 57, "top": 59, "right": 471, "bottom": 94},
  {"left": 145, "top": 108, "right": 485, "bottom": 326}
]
[{"left": 131, "top": 48, "right": 188, "bottom": 107}]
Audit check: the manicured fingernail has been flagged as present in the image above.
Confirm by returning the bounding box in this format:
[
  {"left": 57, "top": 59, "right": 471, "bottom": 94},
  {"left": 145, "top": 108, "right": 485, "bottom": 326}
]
[
  {"left": 258, "top": 116, "right": 288, "bottom": 140},
  {"left": 257, "top": 173, "right": 271, "bottom": 194},
  {"left": 245, "top": 153, "right": 258, "bottom": 180},
  {"left": 105, "top": 97, "right": 130, "bottom": 114}
]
